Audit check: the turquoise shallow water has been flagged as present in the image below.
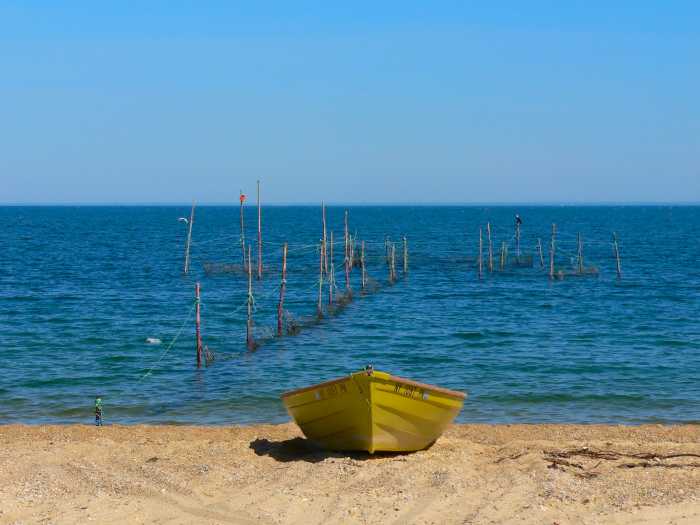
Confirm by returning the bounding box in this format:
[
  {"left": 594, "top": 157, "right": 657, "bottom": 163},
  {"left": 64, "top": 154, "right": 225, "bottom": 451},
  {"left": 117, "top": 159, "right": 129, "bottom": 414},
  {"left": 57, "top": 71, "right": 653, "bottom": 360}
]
[{"left": 1, "top": 205, "right": 699, "bottom": 425}]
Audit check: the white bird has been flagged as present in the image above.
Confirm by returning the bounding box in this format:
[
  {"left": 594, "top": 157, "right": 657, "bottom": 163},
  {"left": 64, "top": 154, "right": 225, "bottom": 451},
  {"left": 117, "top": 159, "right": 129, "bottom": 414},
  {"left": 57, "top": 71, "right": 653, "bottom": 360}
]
[{"left": 178, "top": 217, "right": 189, "bottom": 224}]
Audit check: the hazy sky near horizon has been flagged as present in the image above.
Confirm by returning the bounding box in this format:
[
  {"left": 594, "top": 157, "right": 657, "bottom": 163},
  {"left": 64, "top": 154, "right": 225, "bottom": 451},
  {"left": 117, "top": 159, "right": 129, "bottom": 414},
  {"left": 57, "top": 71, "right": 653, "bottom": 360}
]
[{"left": 2, "top": 2, "right": 699, "bottom": 204}]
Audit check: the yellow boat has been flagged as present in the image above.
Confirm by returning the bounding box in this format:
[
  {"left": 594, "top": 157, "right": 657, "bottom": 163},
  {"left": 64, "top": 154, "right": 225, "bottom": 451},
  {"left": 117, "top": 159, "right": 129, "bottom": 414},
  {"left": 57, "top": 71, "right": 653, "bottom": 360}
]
[{"left": 281, "top": 367, "right": 466, "bottom": 453}]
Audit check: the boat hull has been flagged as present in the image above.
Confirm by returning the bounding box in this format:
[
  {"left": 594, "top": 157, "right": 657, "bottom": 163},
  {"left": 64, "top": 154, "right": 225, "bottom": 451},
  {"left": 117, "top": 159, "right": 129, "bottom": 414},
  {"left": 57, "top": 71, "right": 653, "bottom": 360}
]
[{"left": 281, "top": 370, "right": 466, "bottom": 453}]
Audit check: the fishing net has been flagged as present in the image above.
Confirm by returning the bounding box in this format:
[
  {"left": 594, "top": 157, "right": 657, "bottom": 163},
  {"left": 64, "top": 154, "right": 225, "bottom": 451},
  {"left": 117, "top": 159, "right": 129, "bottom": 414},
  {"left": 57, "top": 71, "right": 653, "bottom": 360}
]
[
  {"left": 202, "top": 262, "right": 246, "bottom": 275},
  {"left": 509, "top": 255, "right": 534, "bottom": 268}
]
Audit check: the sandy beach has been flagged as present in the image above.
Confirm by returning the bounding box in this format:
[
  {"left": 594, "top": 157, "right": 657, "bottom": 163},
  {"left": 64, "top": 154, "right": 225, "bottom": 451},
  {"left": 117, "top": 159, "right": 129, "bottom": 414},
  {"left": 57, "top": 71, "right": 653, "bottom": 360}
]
[{"left": 1, "top": 424, "right": 699, "bottom": 524}]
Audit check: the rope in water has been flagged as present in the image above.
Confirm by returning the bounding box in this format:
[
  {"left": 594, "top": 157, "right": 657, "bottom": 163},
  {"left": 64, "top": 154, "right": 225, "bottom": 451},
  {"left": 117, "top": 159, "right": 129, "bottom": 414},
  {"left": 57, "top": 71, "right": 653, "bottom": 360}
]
[{"left": 138, "top": 300, "right": 196, "bottom": 382}]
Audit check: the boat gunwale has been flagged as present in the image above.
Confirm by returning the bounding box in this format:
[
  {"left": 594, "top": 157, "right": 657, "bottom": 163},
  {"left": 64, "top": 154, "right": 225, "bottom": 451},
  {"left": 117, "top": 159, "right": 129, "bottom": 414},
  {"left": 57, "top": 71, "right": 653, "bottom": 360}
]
[
  {"left": 281, "top": 376, "right": 351, "bottom": 399},
  {"left": 280, "top": 372, "right": 467, "bottom": 400},
  {"left": 387, "top": 374, "right": 467, "bottom": 399}
]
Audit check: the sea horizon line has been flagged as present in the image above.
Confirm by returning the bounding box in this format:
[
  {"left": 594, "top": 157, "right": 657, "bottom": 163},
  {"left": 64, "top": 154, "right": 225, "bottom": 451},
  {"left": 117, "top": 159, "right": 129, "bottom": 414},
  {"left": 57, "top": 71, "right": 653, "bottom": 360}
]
[{"left": 2, "top": 201, "right": 699, "bottom": 207}]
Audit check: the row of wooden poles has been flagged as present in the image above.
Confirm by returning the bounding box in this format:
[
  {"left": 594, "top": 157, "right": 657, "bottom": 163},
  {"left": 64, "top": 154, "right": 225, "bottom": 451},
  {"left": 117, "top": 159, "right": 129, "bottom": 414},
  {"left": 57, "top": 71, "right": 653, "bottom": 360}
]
[
  {"left": 245, "top": 205, "right": 408, "bottom": 350},
  {"left": 191, "top": 204, "right": 409, "bottom": 365},
  {"left": 184, "top": 188, "right": 621, "bottom": 282},
  {"left": 192, "top": 223, "right": 620, "bottom": 366},
  {"left": 475, "top": 222, "right": 622, "bottom": 279}
]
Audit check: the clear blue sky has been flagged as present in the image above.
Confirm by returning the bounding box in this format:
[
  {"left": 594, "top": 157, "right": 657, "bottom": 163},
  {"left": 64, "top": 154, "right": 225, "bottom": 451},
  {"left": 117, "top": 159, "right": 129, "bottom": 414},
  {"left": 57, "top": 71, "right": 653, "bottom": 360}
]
[{"left": 2, "top": 2, "right": 698, "bottom": 204}]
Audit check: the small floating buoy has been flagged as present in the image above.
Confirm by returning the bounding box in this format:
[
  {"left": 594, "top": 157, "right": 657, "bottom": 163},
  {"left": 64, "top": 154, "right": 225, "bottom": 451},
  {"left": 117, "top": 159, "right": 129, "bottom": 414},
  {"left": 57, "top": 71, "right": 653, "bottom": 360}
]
[{"left": 145, "top": 337, "right": 162, "bottom": 345}]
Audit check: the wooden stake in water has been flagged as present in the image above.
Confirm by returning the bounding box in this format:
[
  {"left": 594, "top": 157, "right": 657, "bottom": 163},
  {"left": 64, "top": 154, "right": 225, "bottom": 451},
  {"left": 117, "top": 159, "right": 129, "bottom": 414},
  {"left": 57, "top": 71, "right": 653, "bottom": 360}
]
[
  {"left": 277, "top": 242, "right": 288, "bottom": 336},
  {"left": 487, "top": 223, "right": 493, "bottom": 273},
  {"left": 537, "top": 238, "right": 545, "bottom": 268},
  {"left": 344, "top": 211, "right": 351, "bottom": 293},
  {"left": 344, "top": 248, "right": 351, "bottom": 294},
  {"left": 577, "top": 233, "right": 584, "bottom": 274},
  {"left": 478, "top": 228, "right": 483, "bottom": 280},
  {"left": 328, "top": 231, "right": 335, "bottom": 304},
  {"left": 515, "top": 219, "right": 521, "bottom": 258},
  {"left": 317, "top": 240, "right": 324, "bottom": 318},
  {"left": 322, "top": 202, "right": 328, "bottom": 275},
  {"left": 390, "top": 243, "right": 397, "bottom": 283},
  {"left": 403, "top": 235, "right": 408, "bottom": 275},
  {"left": 239, "top": 191, "right": 246, "bottom": 269},
  {"left": 613, "top": 232, "right": 622, "bottom": 279},
  {"left": 361, "top": 240, "right": 367, "bottom": 290},
  {"left": 387, "top": 243, "right": 393, "bottom": 283},
  {"left": 256, "top": 180, "right": 262, "bottom": 280},
  {"left": 549, "top": 223, "right": 557, "bottom": 279},
  {"left": 246, "top": 246, "right": 254, "bottom": 349},
  {"left": 500, "top": 241, "right": 507, "bottom": 270},
  {"left": 195, "top": 282, "right": 202, "bottom": 368},
  {"left": 344, "top": 210, "right": 349, "bottom": 264},
  {"left": 349, "top": 233, "right": 355, "bottom": 269},
  {"left": 183, "top": 201, "right": 195, "bottom": 274}
]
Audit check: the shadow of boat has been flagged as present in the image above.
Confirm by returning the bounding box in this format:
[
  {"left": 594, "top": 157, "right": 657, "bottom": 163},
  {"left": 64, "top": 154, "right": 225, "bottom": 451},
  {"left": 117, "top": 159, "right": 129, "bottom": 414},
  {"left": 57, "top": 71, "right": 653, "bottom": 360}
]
[{"left": 249, "top": 437, "right": 421, "bottom": 463}]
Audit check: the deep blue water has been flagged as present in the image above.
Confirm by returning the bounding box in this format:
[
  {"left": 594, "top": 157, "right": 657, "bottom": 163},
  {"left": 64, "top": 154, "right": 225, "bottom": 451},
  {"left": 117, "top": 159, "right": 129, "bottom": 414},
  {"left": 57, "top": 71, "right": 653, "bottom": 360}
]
[{"left": 1, "top": 205, "right": 699, "bottom": 425}]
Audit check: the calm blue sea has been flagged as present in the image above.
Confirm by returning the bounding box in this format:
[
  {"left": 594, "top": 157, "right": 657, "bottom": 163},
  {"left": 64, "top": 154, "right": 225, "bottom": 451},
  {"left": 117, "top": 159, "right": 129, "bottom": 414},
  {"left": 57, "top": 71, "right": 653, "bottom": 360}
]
[{"left": 1, "top": 205, "right": 699, "bottom": 425}]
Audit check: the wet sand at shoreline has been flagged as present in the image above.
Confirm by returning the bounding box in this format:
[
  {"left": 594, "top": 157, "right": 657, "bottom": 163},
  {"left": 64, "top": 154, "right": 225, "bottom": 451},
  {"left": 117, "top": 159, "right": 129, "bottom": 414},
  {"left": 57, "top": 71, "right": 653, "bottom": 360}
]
[{"left": 1, "top": 423, "right": 699, "bottom": 524}]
